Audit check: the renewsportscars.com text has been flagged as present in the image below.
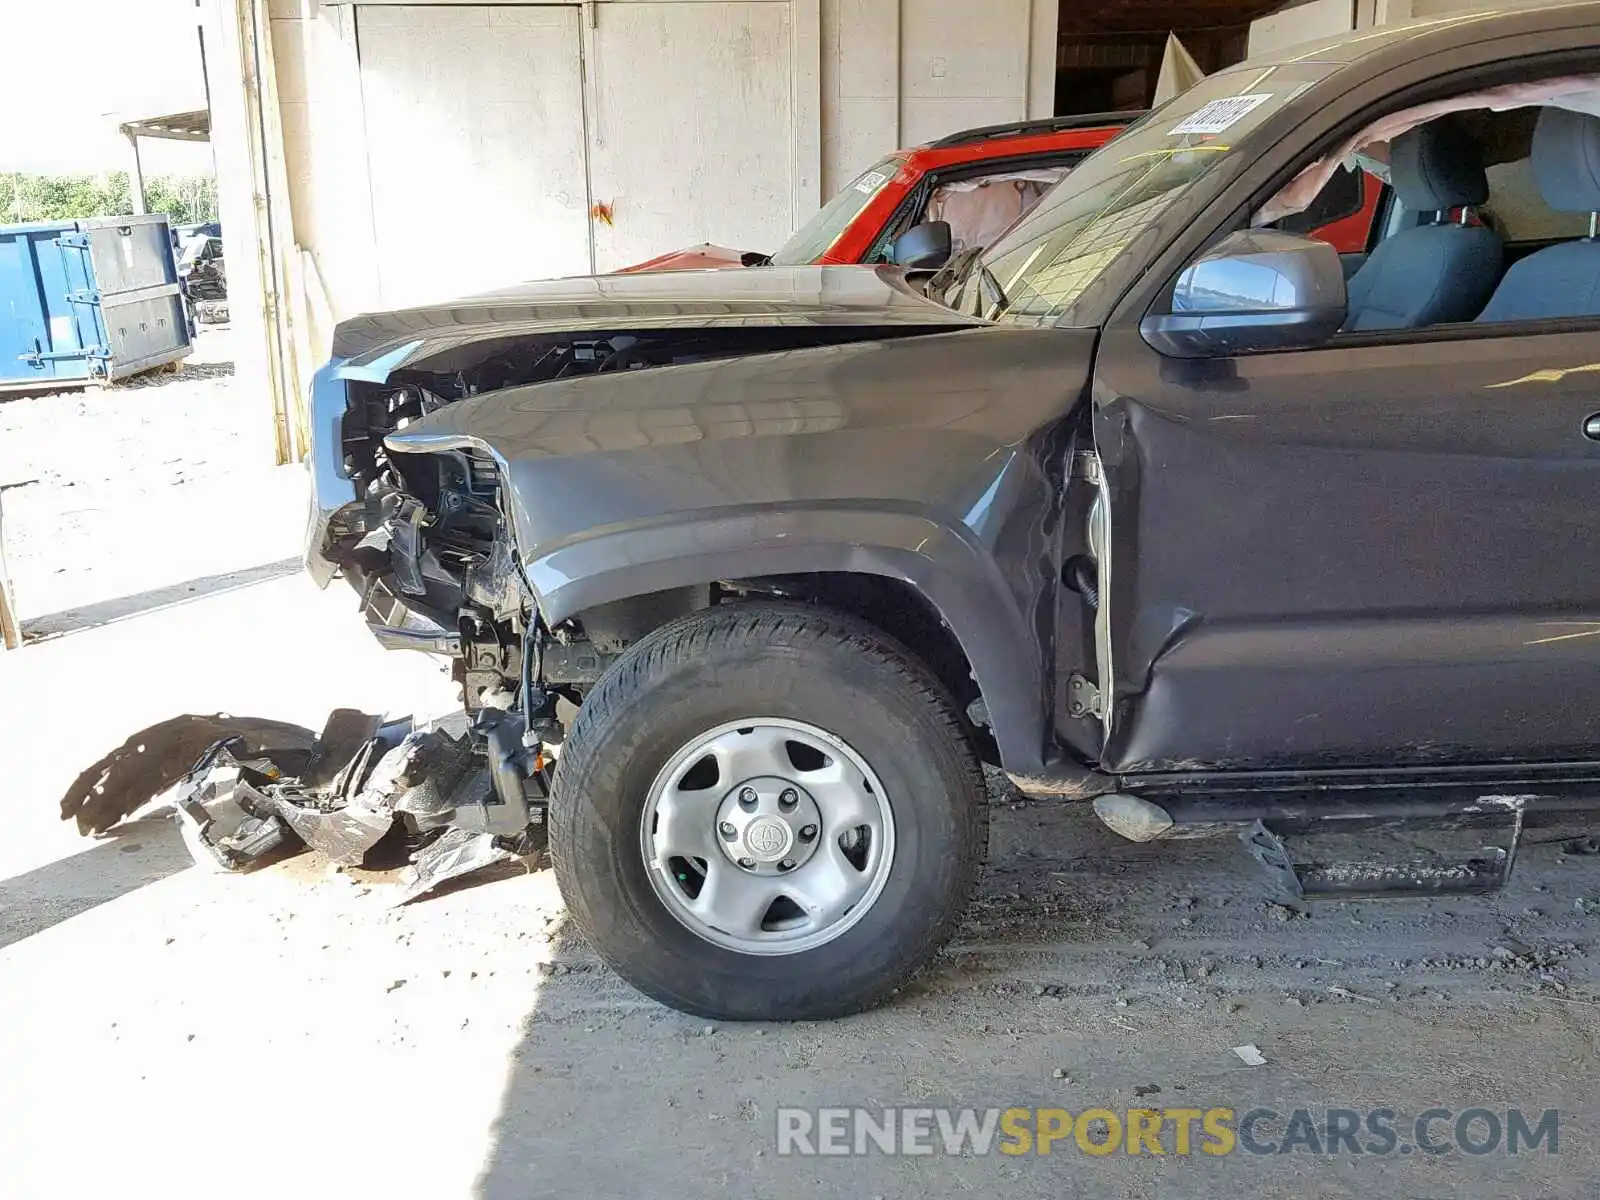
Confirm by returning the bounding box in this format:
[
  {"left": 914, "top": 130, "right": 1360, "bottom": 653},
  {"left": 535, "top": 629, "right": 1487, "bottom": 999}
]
[{"left": 776, "top": 1106, "right": 1560, "bottom": 1158}]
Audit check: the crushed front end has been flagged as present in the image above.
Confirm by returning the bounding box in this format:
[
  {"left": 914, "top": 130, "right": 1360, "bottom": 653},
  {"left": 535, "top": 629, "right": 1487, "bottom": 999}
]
[
  {"left": 306, "top": 356, "right": 561, "bottom": 870},
  {"left": 304, "top": 321, "right": 894, "bottom": 808},
  {"left": 304, "top": 330, "right": 740, "bottom": 857},
  {"left": 301, "top": 268, "right": 997, "bottom": 882}
]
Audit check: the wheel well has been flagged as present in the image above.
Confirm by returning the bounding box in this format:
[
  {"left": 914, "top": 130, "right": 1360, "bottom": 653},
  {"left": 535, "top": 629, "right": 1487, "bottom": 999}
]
[
  {"left": 728, "top": 573, "right": 995, "bottom": 762},
  {"left": 734, "top": 572, "right": 969, "bottom": 689},
  {"left": 560, "top": 573, "right": 993, "bottom": 761}
]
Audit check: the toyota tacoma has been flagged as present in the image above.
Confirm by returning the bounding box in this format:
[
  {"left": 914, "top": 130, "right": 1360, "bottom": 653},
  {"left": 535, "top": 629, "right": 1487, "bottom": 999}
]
[{"left": 308, "top": 4, "right": 1600, "bottom": 1020}]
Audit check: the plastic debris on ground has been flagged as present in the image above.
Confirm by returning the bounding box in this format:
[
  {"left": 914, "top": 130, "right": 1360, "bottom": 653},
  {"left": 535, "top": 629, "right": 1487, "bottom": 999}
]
[
  {"left": 1232, "top": 1044, "right": 1268, "bottom": 1067},
  {"left": 62, "top": 707, "right": 548, "bottom": 903}
]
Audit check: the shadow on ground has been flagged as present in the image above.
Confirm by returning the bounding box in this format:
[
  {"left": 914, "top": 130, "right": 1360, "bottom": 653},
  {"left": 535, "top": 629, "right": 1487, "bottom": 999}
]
[
  {"left": 0, "top": 816, "right": 194, "bottom": 950},
  {"left": 116, "top": 359, "right": 235, "bottom": 388},
  {"left": 469, "top": 802, "right": 1600, "bottom": 1199},
  {"left": 23, "top": 557, "right": 302, "bottom": 639}
]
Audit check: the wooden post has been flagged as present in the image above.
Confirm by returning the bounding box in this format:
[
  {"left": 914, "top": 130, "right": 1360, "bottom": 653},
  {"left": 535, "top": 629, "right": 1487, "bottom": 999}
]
[
  {"left": 0, "top": 489, "right": 20, "bottom": 651},
  {"left": 127, "top": 131, "right": 149, "bottom": 215},
  {"left": 207, "top": 0, "right": 299, "bottom": 466}
]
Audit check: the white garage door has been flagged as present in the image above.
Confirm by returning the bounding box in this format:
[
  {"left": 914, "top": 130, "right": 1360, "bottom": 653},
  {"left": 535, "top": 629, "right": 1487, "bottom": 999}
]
[
  {"left": 585, "top": 1, "right": 795, "bottom": 271},
  {"left": 357, "top": 5, "right": 592, "bottom": 305}
]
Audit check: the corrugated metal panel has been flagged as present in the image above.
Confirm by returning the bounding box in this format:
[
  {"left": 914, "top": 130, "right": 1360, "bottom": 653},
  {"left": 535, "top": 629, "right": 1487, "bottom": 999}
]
[
  {"left": 78, "top": 217, "right": 193, "bottom": 378},
  {"left": 0, "top": 222, "right": 83, "bottom": 386}
]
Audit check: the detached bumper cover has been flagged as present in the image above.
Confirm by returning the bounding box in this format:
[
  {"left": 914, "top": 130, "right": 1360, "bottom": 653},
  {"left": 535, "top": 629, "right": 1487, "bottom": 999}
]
[{"left": 64, "top": 707, "right": 549, "bottom": 905}]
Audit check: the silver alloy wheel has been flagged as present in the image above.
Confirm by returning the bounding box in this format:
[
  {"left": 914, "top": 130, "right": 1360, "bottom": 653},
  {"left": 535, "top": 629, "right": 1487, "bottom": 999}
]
[{"left": 640, "top": 718, "right": 896, "bottom": 955}]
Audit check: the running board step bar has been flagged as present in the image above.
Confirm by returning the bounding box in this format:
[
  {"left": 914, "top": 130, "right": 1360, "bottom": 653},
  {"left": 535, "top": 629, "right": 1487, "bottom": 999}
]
[
  {"left": 1088, "top": 785, "right": 1587, "bottom": 898},
  {"left": 1237, "top": 812, "right": 1522, "bottom": 900}
]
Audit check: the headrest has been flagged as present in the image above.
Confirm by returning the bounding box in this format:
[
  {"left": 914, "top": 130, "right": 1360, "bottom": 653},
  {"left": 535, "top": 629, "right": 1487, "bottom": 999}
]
[
  {"left": 1532, "top": 106, "right": 1600, "bottom": 213},
  {"left": 1390, "top": 117, "right": 1488, "bottom": 211}
]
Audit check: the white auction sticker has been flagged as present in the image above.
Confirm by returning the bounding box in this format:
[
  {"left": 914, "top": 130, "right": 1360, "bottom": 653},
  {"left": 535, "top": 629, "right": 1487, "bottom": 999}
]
[
  {"left": 853, "top": 170, "right": 890, "bottom": 194},
  {"left": 1169, "top": 93, "right": 1273, "bottom": 136}
]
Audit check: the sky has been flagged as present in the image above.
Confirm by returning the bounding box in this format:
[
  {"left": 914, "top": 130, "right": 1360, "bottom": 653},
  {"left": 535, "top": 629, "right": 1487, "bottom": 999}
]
[{"left": 0, "top": 0, "right": 214, "bottom": 175}]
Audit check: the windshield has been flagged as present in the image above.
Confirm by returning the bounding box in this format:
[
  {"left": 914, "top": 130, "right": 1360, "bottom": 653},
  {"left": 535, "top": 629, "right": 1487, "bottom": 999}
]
[
  {"left": 950, "top": 62, "right": 1338, "bottom": 325},
  {"left": 769, "top": 155, "right": 904, "bottom": 266}
]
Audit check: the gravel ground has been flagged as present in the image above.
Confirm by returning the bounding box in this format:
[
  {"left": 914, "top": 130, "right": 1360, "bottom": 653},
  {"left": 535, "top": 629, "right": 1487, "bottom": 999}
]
[
  {"left": 0, "top": 326, "right": 304, "bottom": 633},
  {"left": 0, "top": 344, "right": 1596, "bottom": 1198}
]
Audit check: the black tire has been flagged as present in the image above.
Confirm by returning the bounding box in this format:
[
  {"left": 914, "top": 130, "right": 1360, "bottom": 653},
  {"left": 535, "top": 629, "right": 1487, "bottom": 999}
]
[{"left": 549, "top": 601, "right": 988, "bottom": 1020}]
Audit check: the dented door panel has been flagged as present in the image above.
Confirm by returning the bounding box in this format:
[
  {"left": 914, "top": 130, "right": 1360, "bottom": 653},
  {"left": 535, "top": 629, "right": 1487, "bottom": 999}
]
[{"left": 1092, "top": 323, "right": 1600, "bottom": 774}]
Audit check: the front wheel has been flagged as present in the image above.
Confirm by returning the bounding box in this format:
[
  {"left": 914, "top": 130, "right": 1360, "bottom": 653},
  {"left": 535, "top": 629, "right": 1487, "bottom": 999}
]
[{"left": 549, "top": 602, "right": 988, "bottom": 1020}]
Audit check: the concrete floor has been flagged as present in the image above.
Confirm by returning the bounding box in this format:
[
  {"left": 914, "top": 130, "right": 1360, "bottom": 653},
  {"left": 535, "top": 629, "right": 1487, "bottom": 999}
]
[{"left": 0, "top": 335, "right": 1596, "bottom": 1198}]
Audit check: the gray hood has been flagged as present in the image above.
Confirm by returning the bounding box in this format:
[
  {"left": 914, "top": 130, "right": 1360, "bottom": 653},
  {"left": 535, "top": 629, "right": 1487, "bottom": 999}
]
[{"left": 330, "top": 263, "right": 980, "bottom": 367}]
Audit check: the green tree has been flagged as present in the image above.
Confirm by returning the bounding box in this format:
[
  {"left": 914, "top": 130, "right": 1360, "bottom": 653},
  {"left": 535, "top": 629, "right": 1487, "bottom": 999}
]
[{"left": 0, "top": 171, "right": 217, "bottom": 224}]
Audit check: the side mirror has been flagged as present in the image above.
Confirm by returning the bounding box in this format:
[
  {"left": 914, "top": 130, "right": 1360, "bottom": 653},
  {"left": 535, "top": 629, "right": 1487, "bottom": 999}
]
[
  {"left": 1141, "top": 230, "right": 1346, "bottom": 358},
  {"left": 889, "top": 221, "right": 953, "bottom": 271}
]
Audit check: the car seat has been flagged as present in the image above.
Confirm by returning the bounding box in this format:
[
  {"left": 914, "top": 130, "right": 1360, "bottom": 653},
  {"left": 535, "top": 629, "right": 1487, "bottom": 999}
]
[
  {"left": 1343, "top": 116, "right": 1503, "bottom": 330},
  {"left": 1477, "top": 106, "right": 1600, "bottom": 322}
]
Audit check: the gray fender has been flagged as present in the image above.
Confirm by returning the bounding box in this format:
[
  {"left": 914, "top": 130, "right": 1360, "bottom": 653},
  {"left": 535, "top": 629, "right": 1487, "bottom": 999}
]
[{"left": 525, "top": 503, "right": 1048, "bottom": 774}]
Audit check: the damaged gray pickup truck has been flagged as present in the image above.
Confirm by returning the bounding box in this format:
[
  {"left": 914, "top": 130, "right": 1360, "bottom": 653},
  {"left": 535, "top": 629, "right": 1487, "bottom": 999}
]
[{"left": 304, "top": 9, "right": 1600, "bottom": 1019}]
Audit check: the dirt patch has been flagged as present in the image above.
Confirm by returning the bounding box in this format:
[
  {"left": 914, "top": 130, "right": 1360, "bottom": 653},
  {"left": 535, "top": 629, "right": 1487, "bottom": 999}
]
[{"left": 0, "top": 325, "right": 305, "bottom": 625}]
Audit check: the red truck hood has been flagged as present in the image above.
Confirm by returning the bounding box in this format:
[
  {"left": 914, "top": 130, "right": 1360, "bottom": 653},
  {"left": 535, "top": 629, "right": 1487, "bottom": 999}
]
[{"left": 619, "top": 243, "right": 747, "bottom": 273}]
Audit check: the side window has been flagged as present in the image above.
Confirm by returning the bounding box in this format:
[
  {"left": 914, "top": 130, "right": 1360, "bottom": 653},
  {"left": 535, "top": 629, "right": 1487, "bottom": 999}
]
[
  {"left": 1482, "top": 156, "right": 1592, "bottom": 243},
  {"left": 1253, "top": 80, "right": 1600, "bottom": 339},
  {"left": 1350, "top": 103, "right": 1600, "bottom": 330},
  {"left": 1271, "top": 164, "right": 1364, "bottom": 240},
  {"left": 925, "top": 166, "right": 1073, "bottom": 257},
  {"left": 1147, "top": 74, "right": 1600, "bottom": 356},
  {"left": 1374, "top": 118, "right": 1591, "bottom": 249},
  {"left": 868, "top": 158, "right": 1080, "bottom": 263}
]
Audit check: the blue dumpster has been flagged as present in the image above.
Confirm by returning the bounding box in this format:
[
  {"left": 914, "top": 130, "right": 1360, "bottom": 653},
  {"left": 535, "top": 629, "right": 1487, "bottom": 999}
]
[{"left": 0, "top": 213, "right": 192, "bottom": 390}]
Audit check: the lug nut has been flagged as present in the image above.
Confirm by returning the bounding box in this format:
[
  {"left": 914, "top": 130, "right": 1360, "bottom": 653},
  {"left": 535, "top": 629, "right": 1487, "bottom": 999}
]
[
  {"left": 719, "top": 822, "right": 736, "bottom": 838},
  {"left": 738, "top": 787, "right": 757, "bottom": 807},
  {"left": 737, "top": 857, "right": 756, "bottom": 870},
  {"left": 778, "top": 858, "right": 795, "bottom": 872},
  {"left": 779, "top": 789, "right": 798, "bottom": 808},
  {"left": 798, "top": 824, "right": 818, "bottom": 841}
]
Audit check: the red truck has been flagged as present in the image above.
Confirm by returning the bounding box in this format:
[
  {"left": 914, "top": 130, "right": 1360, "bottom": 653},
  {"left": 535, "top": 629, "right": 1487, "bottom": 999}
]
[{"left": 624, "top": 111, "right": 1382, "bottom": 273}]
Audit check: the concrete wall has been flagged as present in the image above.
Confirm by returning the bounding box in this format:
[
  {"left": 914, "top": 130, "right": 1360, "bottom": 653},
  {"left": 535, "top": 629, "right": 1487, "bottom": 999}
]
[
  {"left": 257, "top": 0, "right": 1060, "bottom": 352},
  {"left": 820, "top": 0, "right": 1058, "bottom": 194},
  {"left": 269, "top": 0, "right": 378, "bottom": 330},
  {"left": 1246, "top": 0, "right": 1356, "bottom": 58}
]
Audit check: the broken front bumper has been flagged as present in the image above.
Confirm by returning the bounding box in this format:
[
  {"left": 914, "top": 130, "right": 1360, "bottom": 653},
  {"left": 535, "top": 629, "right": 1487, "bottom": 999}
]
[
  {"left": 153, "top": 707, "right": 546, "bottom": 904},
  {"left": 304, "top": 362, "right": 361, "bottom": 590}
]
